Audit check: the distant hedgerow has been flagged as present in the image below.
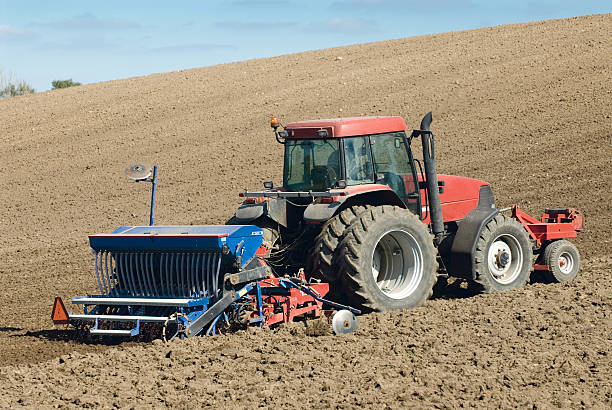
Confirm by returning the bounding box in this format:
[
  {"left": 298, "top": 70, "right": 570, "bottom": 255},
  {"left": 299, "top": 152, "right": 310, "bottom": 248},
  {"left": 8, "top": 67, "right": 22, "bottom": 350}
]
[{"left": 51, "top": 79, "right": 82, "bottom": 89}]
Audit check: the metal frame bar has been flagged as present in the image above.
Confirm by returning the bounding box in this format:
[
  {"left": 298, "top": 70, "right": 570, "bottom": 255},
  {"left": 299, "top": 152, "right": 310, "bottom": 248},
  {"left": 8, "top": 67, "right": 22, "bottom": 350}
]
[
  {"left": 72, "top": 296, "right": 209, "bottom": 307},
  {"left": 70, "top": 314, "right": 174, "bottom": 323}
]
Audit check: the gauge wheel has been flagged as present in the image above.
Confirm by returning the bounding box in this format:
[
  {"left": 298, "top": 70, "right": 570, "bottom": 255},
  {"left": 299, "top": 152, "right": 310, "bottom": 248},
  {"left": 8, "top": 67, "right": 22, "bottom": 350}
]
[{"left": 542, "top": 240, "right": 580, "bottom": 282}]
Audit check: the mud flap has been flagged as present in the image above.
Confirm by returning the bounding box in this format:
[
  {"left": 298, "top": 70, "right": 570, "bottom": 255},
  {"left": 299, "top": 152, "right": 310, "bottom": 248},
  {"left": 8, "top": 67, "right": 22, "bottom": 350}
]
[{"left": 448, "top": 186, "right": 498, "bottom": 277}]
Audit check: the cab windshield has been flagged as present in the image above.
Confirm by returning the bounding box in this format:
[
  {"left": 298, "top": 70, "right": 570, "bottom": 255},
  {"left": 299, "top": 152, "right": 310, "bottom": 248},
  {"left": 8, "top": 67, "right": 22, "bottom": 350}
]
[{"left": 283, "top": 139, "right": 341, "bottom": 191}]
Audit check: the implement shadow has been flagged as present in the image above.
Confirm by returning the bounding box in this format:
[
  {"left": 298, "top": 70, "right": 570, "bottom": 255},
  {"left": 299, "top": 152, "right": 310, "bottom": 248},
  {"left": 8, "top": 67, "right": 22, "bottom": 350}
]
[
  {"left": 9, "top": 328, "right": 130, "bottom": 346},
  {"left": 0, "top": 326, "right": 22, "bottom": 332}
]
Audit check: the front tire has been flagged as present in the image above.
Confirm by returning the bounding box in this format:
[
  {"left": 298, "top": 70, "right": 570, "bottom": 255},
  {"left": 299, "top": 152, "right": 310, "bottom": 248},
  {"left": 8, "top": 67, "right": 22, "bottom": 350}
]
[
  {"left": 337, "top": 206, "right": 437, "bottom": 312},
  {"left": 473, "top": 215, "right": 533, "bottom": 293},
  {"left": 542, "top": 240, "right": 580, "bottom": 282}
]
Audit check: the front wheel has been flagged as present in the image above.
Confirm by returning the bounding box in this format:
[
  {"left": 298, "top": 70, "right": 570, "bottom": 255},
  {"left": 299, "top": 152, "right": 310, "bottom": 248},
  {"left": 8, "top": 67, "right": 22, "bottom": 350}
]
[
  {"left": 472, "top": 215, "right": 533, "bottom": 293},
  {"left": 337, "top": 206, "right": 438, "bottom": 312}
]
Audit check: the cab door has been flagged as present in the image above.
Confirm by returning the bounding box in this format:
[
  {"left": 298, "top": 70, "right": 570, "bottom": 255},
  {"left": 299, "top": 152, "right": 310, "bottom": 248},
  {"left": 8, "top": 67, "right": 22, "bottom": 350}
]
[{"left": 369, "top": 132, "right": 421, "bottom": 216}]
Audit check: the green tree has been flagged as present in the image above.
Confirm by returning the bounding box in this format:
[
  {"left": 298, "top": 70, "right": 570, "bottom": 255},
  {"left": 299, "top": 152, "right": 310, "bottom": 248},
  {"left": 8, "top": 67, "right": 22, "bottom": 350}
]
[
  {"left": 51, "top": 79, "right": 81, "bottom": 89},
  {"left": 0, "top": 68, "right": 35, "bottom": 98}
]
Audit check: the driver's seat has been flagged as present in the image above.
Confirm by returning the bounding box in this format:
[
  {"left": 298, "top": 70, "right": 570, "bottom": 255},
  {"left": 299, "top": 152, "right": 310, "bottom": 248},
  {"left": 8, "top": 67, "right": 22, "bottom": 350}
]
[{"left": 311, "top": 166, "right": 336, "bottom": 191}]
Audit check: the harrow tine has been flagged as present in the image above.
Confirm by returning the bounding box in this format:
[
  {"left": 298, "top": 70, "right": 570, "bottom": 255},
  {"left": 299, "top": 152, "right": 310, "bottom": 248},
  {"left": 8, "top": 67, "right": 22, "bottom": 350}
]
[
  {"left": 203, "top": 252, "right": 209, "bottom": 297},
  {"left": 175, "top": 253, "right": 180, "bottom": 297},
  {"left": 189, "top": 253, "right": 195, "bottom": 297},
  {"left": 143, "top": 252, "right": 153, "bottom": 297},
  {"left": 214, "top": 253, "right": 222, "bottom": 297},
  {"left": 175, "top": 252, "right": 181, "bottom": 297},
  {"left": 136, "top": 252, "right": 146, "bottom": 296},
  {"left": 142, "top": 252, "right": 152, "bottom": 296},
  {"left": 94, "top": 251, "right": 105, "bottom": 295},
  {"left": 131, "top": 252, "right": 140, "bottom": 296},
  {"left": 181, "top": 253, "right": 186, "bottom": 297},
  {"left": 148, "top": 253, "right": 159, "bottom": 297},
  {"left": 124, "top": 252, "right": 134, "bottom": 296},
  {"left": 166, "top": 252, "right": 173, "bottom": 297},
  {"left": 102, "top": 251, "right": 111, "bottom": 295},
  {"left": 161, "top": 253, "right": 168, "bottom": 297},
  {"left": 173, "top": 252, "right": 179, "bottom": 297},
  {"left": 169, "top": 252, "right": 175, "bottom": 297},
  {"left": 115, "top": 252, "right": 124, "bottom": 294},
  {"left": 206, "top": 252, "right": 212, "bottom": 297},
  {"left": 107, "top": 252, "right": 116, "bottom": 295},
  {"left": 202, "top": 252, "right": 210, "bottom": 297},
  {"left": 128, "top": 252, "right": 139, "bottom": 296},
  {"left": 194, "top": 253, "right": 202, "bottom": 296},
  {"left": 141, "top": 252, "right": 150, "bottom": 297}
]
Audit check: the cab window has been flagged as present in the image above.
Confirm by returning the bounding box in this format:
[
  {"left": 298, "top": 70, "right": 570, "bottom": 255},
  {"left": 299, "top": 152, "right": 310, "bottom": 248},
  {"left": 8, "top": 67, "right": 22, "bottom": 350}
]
[
  {"left": 343, "top": 136, "right": 374, "bottom": 185},
  {"left": 283, "top": 139, "right": 341, "bottom": 191}
]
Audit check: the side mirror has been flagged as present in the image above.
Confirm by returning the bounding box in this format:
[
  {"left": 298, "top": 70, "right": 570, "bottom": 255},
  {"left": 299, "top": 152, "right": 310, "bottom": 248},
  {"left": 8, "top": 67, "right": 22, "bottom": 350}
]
[
  {"left": 336, "top": 180, "right": 347, "bottom": 189},
  {"left": 263, "top": 181, "right": 274, "bottom": 189}
]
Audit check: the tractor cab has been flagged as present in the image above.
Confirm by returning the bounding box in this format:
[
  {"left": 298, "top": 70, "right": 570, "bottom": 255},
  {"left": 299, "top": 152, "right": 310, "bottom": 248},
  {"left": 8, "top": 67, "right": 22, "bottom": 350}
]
[{"left": 278, "top": 116, "right": 420, "bottom": 211}]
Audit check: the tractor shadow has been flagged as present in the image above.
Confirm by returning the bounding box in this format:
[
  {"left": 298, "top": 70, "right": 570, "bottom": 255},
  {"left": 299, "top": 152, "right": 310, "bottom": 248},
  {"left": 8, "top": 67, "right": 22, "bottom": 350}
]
[
  {"left": 431, "top": 271, "right": 555, "bottom": 301},
  {"left": 431, "top": 277, "right": 481, "bottom": 300}
]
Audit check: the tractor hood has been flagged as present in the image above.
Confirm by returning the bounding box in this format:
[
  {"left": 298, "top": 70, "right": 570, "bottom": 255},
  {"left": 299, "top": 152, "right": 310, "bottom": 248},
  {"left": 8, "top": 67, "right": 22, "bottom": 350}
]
[{"left": 421, "top": 174, "right": 492, "bottom": 223}]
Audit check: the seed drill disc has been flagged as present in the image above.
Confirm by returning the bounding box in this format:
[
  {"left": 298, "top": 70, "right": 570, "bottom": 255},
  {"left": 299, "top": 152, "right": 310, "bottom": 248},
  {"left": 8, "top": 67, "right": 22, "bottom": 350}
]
[
  {"left": 125, "top": 163, "right": 152, "bottom": 181},
  {"left": 331, "top": 309, "right": 358, "bottom": 335}
]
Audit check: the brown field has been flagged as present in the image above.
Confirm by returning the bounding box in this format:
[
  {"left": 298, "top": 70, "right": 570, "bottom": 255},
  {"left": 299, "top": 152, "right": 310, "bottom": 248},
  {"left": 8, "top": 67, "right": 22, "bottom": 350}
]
[{"left": 0, "top": 14, "right": 610, "bottom": 408}]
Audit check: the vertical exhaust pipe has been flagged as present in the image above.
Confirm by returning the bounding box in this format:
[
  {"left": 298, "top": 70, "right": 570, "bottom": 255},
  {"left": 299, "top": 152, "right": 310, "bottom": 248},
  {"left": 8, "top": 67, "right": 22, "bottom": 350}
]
[{"left": 418, "top": 112, "right": 444, "bottom": 239}]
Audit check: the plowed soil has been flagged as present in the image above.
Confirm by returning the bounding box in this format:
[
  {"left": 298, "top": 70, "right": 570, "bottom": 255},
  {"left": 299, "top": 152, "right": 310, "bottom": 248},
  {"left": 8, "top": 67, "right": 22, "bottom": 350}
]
[{"left": 0, "top": 14, "right": 611, "bottom": 408}]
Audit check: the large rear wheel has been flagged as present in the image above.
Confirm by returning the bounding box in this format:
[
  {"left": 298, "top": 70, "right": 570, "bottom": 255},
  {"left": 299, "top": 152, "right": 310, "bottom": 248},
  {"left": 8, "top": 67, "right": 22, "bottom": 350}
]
[
  {"left": 337, "top": 206, "right": 437, "bottom": 312},
  {"left": 472, "top": 215, "right": 533, "bottom": 293},
  {"left": 308, "top": 205, "right": 369, "bottom": 282}
]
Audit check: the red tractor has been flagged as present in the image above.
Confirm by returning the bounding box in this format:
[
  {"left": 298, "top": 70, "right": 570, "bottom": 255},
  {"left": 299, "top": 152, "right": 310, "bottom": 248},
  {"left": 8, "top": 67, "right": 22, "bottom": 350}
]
[{"left": 230, "top": 113, "right": 583, "bottom": 312}]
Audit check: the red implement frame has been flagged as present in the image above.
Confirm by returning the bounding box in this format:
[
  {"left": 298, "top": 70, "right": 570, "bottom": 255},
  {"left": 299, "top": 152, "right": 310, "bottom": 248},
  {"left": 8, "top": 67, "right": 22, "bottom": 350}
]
[
  {"left": 512, "top": 205, "right": 583, "bottom": 248},
  {"left": 246, "top": 274, "right": 329, "bottom": 327}
]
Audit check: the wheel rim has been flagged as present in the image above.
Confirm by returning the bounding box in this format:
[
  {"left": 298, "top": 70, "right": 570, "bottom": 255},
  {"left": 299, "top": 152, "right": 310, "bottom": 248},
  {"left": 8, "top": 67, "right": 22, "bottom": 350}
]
[
  {"left": 487, "top": 234, "right": 523, "bottom": 285},
  {"left": 558, "top": 251, "right": 574, "bottom": 274},
  {"left": 370, "top": 229, "right": 424, "bottom": 299}
]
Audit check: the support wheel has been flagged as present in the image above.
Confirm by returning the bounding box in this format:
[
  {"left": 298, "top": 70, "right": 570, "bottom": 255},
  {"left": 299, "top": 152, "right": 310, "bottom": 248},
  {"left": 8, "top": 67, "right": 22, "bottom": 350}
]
[
  {"left": 542, "top": 240, "right": 580, "bottom": 282},
  {"left": 337, "top": 205, "right": 437, "bottom": 312},
  {"left": 473, "top": 215, "right": 533, "bottom": 293},
  {"left": 308, "top": 205, "right": 369, "bottom": 281}
]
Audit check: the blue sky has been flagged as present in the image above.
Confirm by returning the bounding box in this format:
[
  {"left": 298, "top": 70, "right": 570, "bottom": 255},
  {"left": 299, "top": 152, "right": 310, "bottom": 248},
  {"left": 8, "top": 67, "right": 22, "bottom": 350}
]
[{"left": 0, "top": 0, "right": 609, "bottom": 91}]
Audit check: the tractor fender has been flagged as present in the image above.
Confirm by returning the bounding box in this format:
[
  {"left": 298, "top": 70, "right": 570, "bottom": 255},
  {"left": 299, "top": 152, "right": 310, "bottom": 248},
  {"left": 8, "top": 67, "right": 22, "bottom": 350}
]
[
  {"left": 235, "top": 202, "right": 264, "bottom": 222},
  {"left": 303, "top": 186, "right": 405, "bottom": 223},
  {"left": 234, "top": 198, "right": 288, "bottom": 227},
  {"left": 448, "top": 185, "right": 498, "bottom": 276}
]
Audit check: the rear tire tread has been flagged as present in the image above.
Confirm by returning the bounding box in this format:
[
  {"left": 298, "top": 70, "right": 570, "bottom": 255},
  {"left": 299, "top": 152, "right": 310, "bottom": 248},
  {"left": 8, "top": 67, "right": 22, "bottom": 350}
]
[
  {"left": 338, "top": 205, "right": 438, "bottom": 312},
  {"left": 308, "top": 205, "right": 369, "bottom": 281}
]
